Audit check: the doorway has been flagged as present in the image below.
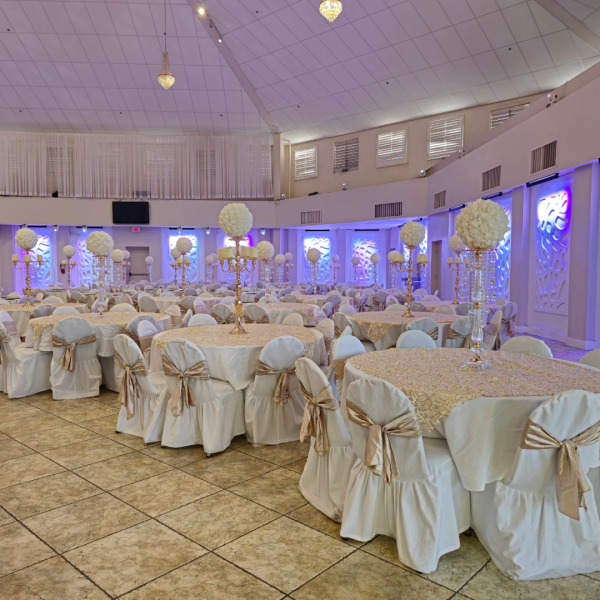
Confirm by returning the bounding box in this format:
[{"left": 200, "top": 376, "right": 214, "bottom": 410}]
[
  {"left": 431, "top": 240, "right": 442, "bottom": 297},
  {"left": 127, "top": 246, "right": 149, "bottom": 282}
]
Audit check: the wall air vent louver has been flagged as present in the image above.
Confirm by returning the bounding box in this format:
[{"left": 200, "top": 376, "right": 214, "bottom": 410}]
[
  {"left": 434, "top": 191, "right": 446, "bottom": 209},
  {"left": 375, "top": 202, "right": 402, "bottom": 218},
  {"left": 301, "top": 210, "right": 322, "bottom": 225},
  {"left": 531, "top": 141, "right": 557, "bottom": 174},
  {"left": 481, "top": 166, "right": 501, "bottom": 192}
]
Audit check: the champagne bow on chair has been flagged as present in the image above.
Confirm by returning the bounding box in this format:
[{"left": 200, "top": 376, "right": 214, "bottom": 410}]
[
  {"left": 334, "top": 324, "right": 343, "bottom": 338},
  {"left": 162, "top": 354, "right": 211, "bottom": 417},
  {"left": 426, "top": 327, "right": 439, "bottom": 341},
  {"left": 447, "top": 329, "right": 472, "bottom": 348},
  {"left": 0, "top": 329, "right": 11, "bottom": 363},
  {"left": 256, "top": 360, "right": 298, "bottom": 405},
  {"left": 244, "top": 314, "right": 269, "bottom": 324},
  {"left": 347, "top": 400, "right": 421, "bottom": 484},
  {"left": 299, "top": 381, "right": 338, "bottom": 456},
  {"left": 212, "top": 312, "right": 235, "bottom": 324},
  {"left": 520, "top": 418, "right": 600, "bottom": 520},
  {"left": 503, "top": 316, "right": 515, "bottom": 337},
  {"left": 52, "top": 334, "right": 97, "bottom": 371},
  {"left": 115, "top": 351, "right": 148, "bottom": 420}
]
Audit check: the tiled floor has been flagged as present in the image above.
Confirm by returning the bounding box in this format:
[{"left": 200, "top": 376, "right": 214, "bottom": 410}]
[
  {"left": 515, "top": 333, "right": 588, "bottom": 363},
  {"left": 1, "top": 389, "right": 600, "bottom": 599}
]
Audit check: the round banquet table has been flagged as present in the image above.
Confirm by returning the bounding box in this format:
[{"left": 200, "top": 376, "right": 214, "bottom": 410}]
[
  {"left": 296, "top": 295, "right": 354, "bottom": 309},
  {"left": 4, "top": 302, "right": 89, "bottom": 336},
  {"left": 25, "top": 312, "right": 172, "bottom": 356},
  {"left": 42, "top": 290, "right": 69, "bottom": 303},
  {"left": 261, "top": 302, "right": 325, "bottom": 326},
  {"left": 342, "top": 348, "right": 600, "bottom": 492},
  {"left": 150, "top": 324, "right": 326, "bottom": 390},
  {"left": 420, "top": 300, "right": 503, "bottom": 319},
  {"left": 347, "top": 311, "right": 461, "bottom": 350},
  {"left": 155, "top": 296, "right": 183, "bottom": 313}
]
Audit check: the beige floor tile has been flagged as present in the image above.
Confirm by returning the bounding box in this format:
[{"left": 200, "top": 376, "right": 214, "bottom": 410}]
[
  {"left": 24, "top": 492, "right": 148, "bottom": 553},
  {"left": 22, "top": 397, "right": 100, "bottom": 414},
  {"left": 0, "top": 555, "right": 109, "bottom": 600},
  {"left": 363, "top": 533, "right": 490, "bottom": 591},
  {"left": 0, "top": 521, "right": 55, "bottom": 577},
  {"left": 216, "top": 517, "right": 353, "bottom": 594},
  {"left": 0, "top": 507, "right": 14, "bottom": 526},
  {"left": 73, "top": 452, "right": 172, "bottom": 490},
  {"left": 0, "top": 432, "right": 7, "bottom": 440},
  {"left": 57, "top": 404, "right": 118, "bottom": 424},
  {"left": 237, "top": 440, "right": 311, "bottom": 466},
  {"left": 227, "top": 435, "right": 250, "bottom": 450},
  {"left": 460, "top": 562, "right": 600, "bottom": 600},
  {"left": 230, "top": 468, "right": 306, "bottom": 514},
  {"left": 15, "top": 424, "right": 99, "bottom": 452},
  {"left": 0, "top": 471, "right": 101, "bottom": 519},
  {"left": 96, "top": 398, "right": 122, "bottom": 410},
  {"left": 79, "top": 414, "right": 120, "bottom": 435},
  {"left": 286, "top": 457, "right": 307, "bottom": 473},
  {"left": 121, "top": 554, "right": 282, "bottom": 600},
  {"left": 65, "top": 520, "right": 206, "bottom": 597},
  {"left": 181, "top": 450, "right": 277, "bottom": 488},
  {"left": 158, "top": 490, "right": 279, "bottom": 550},
  {"left": 0, "top": 413, "right": 69, "bottom": 437},
  {"left": 291, "top": 550, "right": 452, "bottom": 600},
  {"left": 0, "top": 438, "right": 35, "bottom": 462},
  {"left": 0, "top": 453, "right": 65, "bottom": 489},
  {"left": 0, "top": 401, "right": 46, "bottom": 423},
  {"left": 140, "top": 443, "right": 208, "bottom": 467},
  {"left": 113, "top": 470, "right": 219, "bottom": 517},
  {"left": 288, "top": 504, "right": 362, "bottom": 547},
  {"left": 42, "top": 436, "right": 133, "bottom": 469},
  {"left": 106, "top": 432, "right": 151, "bottom": 450}
]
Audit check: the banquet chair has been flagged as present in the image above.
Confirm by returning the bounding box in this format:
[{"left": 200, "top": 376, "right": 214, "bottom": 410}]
[
  {"left": 254, "top": 290, "right": 266, "bottom": 302},
  {"left": 50, "top": 317, "right": 101, "bottom": 400},
  {"left": 385, "top": 304, "right": 406, "bottom": 313},
  {"left": 321, "top": 302, "right": 333, "bottom": 318},
  {"left": 501, "top": 336, "right": 552, "bottom": 357},
  {"left": 580, "top": 349, "right": 600, "bottom": 369},
  {"left": 114, "top": 334, "right": 169, "bottom": 444},
  {"left": 192, "top": 298, "right": 207, "bottom": 314},
  {"left": 221, "top": 296, "right": 235, "bottom": 305},
  {"left": 35, "top": 293, "right": 44, "bottom": 302},
  {"left": 181, "top": 309, "right": 193, "bottom": 328},
  {"left": 297, "top": 357, "right": 356, "bottom": 522},
  {"left": 413, "top": 288, "right": 428, "bottom": 295},
  {"left": 179, "top": 296, "right": 195, "bottom": 312},
  {"left": 19, "top": 296, "right": 33, "bottom": 304},
  {"left": 126, "top": 314, "right": 158, "bottom": 345},
  {"left": 373, "top": 290, "right": 388, "bottom": 311},
  {"left": 386, "top": 295, "right": 399, "bottom": 306},
  {"left": 291, "top": 290, "right": 302, "bottom": 295},
  {"left": 53, "top": 306, "right": 79, "bottom": 316},
  {"left": 0, "top": 311, "right": 21, "bottom": 347},
  {"left": 70, "top": 291, "right": 85, "bottom": 303},
  {"left": 165, "top": 305, "right": 181, "bottom": 327},
  {"left": 408, "top": 301, "right": 428, "bottom": 313},
  {"left": 471, "top": 390, "right": 600, "bottom": 580},
  {"left": 7, "top": 292, "right": 21, "bottom": 300},
  {"left": 283, "top": 312, "right": 304, "bottom": 326},
  {"left": 422, "top": 295, "right": 439, "bottom": 301},
  {"left": 405, "top": 317, "right": 440, "bottom": 346},
  {"left": 332, "top": 312, "right": 352, "bottom": 338},
  {"left": 184, "top": 288, "right": 197, "bottom": 296},
  {"left": 244, "top": 336, "right": 306, "bottom": 446},
  {"left": 0, "top": 322, "right": 51, "bottom": 398},
  {"left": 31, "top": 305, "right": 55, "bottom": 318},
  {"left": 199, "top": 292, "right": 213, "bottom": 298},
  {"left": 396, "top": 330, "right": 437, "bottom": 349},
  {"left": 305, "top": 285, "right": 314, "bottom": 295},
  {"left": 433, "top": 305, "right": 456, "bottom": 315},
  {"left": 139, "top": 295, "right": 159, "bottom": 313},
  {"left": 282, "top": 294, "right": 298, "bottom": 302},
  {"left": 339, "top": 303, "right": 356, "bottom": 314},
  {"left": 328, "top": 335, "right": 366, "bottom": 406},
  {"left": 114, "top": 294, "right": 134, "bottom": 305},
  {"left": 444, "top": 317, "right": 472, "bottom": 349},
  {"left": 160, "top": 339, "right": 244, "bottom": 453},
  {"left": 161, "top": 291, "right": 175, "bottom": 297},
  {"left": 454, "top": 303, "right": 470, "bottom": 316},
  {"left": 325, "top": 294, "right": 342, "bottom": 311},
  {"left": 302, "top": 297, "right": 318, "bottom": 305},
  {"left": 212, "top": 303, "right": 235, "bottom": 324},
  {"left": 495, "top": 298, "right": 507, "bottom": 306},
  {"left": 341, "top": 377, "right": 470, "bottom": 573},
  {"left": 110, "top": 303, "right": 136, "bottom": 313},
  {"left": 244, "top": 304, "right": 269, "bottom": 324},
  {"left": 189, "top": 314, "right": 217, "bottom": 326},
  {"left": 0, "top": 299, "right": 8, "bottom": 305},
  {"left": 315, "top": 318, "right": 334, "bottom": 357},
  {"left": 138, "top": 320, "right": 159, "bottom": 364},
  {"left": 497, "top": 302, "right": 518, "bottom": 346},
  {"left": 43, "top": 296, "right": 64, "bottom": 304},
  {"left": 484, "top": 309, "right": 503, "bottom": 350}
]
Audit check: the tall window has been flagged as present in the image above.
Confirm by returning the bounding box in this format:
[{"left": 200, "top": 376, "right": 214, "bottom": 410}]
[
  {"left": 427, "top": 116, "right": 464, "bottom": 160},
  {"left": 294, "top": 147, "right": 317, "bottom": 180},
  {"left": 376, "top": 129, "right": 407, "bottom": 168},
  {"left": 334, "top": 138, "right": 359, "bottom": 173}
]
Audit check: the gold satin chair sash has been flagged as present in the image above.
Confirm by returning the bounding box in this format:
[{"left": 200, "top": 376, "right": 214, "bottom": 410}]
[
  {"left": 520, "top": 418, "right": 600, "bottom": 520},
  {"left": 334, "top": 325, "right": 342, "bottom": 338},
  {"left": 1, "top": 320, "right": 18, "bottom": 338},
  {"left": 426, "top": 327, "right": 439, "bottom": 341},
  {"left": 447, "top": 329, "right": 472, "bottom": 348},
  {"left": 256, "top": 360, "right": 297, "bottom": 405},
  {"left": 139, "top": 335, "right": 154, "bottom": 354},
  {"left": 162, "top": 354, "right": 211, "bottom": 417},
  {"left": 331, "top": 358, "right": 348, "bottom": 384},
  {"left": 123, "top": 329, "right": 140, "bottom": 345},
  {"left": 502, "top": 316, "right": 515, "bottom": 337},
  {"left": 52, "top": 333, "right": 97, "bottom": 371},
  {"left": 0, "top": 330, "right": 11, "bottom": 363},
  {"left": 212, "top": 311, "right": 235, "bottom": 324},
  {"left": 244, "top": 314, "right": 269, "bottom": 324},
  {"left": 347, "top": 400, "right": 421, "bottom": 484},
  {"left": 115, "top": 351, "right": 149, "bottom": 420},
  {"left": 299, "top": 381, "right": 338, "bottom": 456}
]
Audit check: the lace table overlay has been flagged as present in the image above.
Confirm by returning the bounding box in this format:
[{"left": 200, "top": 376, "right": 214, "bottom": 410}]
[
  {"left": 4, "top": 302, "right": 88, "bottom": 313},
  {"left": 262, "top": 302, "right": 316, "bottom": 320},
  {"left": 30, "top": 312, "right": 169, "bottom": 340},
  {"left": 348, "top": 312, "right": 461, "bottom": 343},
  {"left": 154, "top": 324, "right": 322, "bottom": 359},
  {"left": 420, "top": 300, "right": 502, "bottom": 313},
  {"left": 347, "top": 348, "right": 600, "bottom": 431}
]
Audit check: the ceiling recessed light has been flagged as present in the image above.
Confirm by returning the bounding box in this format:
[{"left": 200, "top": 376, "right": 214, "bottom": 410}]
[{"left": 198, "top": 7, "right": 205, "bottom": 15}]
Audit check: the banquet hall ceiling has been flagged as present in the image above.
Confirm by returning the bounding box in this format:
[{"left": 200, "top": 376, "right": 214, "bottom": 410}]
[{"left": 0, "top": 0, "right": 598, "bottom": 142}]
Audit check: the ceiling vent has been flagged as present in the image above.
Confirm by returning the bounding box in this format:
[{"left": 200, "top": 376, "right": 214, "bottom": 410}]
[
  {"left": 531, "top": 141, "right": 557, "bottom": 174},
  {"left": 301, "top": 210, "right": 322, "bottom": 225},
  {"left": 434, "top": 191, "right": 446, "bottom": 209},
  {"left": 481, "top": 166, "right": 501, "bottom": 193},
  {"left": 375, "top": 202, "right": 402, "bottom": 219}
]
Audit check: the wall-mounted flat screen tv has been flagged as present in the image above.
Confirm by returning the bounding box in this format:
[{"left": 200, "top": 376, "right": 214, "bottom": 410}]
[{"left": 112, "top": 201, "right": 150, "bottom": 225}]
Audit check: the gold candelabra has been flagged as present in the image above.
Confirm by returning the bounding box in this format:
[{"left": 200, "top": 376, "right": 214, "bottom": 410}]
[
  {"left": 330, "top": 261, "right": 340, "bottom": 286},
  {"left": 62, "top": 257, "right": 76, "bottom": 290},
  {"left": 170, "top": 260, "right": 178, "bottom": 287},
  {"left": 393, "top": 246, "right": 429, "bottom": 317},
  {"left": 13, "top": 251, "right": 44, "bottom": 307},
  {"left": 172, "top": 254, "right": 191, "bottom": 288},
  {"left": 447, "top": 254, "right": 462, "bottom": 305},
  {"left": 218, "top": 238, "right": 257, "bottom": 335}
]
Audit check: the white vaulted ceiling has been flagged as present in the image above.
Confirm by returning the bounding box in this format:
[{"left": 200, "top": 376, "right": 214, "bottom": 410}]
[{"left": 0, "top": 0, "right": 598, "bottom": 141}]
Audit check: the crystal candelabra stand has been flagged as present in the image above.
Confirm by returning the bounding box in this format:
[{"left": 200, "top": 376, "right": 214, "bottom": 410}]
[
  {"left": 146, "top": 263, "right": 153, "bottom": 283},
  {"left": 285, "top": 259, "right": 293, "bottom": 282},
  {"left": 276, "top": 264, "right": 284, "bottom": 284},
  {"left": 219, "top": 238, "right": 257, "bottom": 335},
  {"left": 371, "top": 264, "right": 378, "bottom": 286},
  {"left": 447, "top": 254, "right": 463, "bottom": 305},
  {"left": 13, "top": 251, "right": 44, "bottom": 307},
  {"left": 310, "top": 261, "right": 319, "bottom": 294},
  {"left": 260, "top": 259, "right": 272, "bottom": 284},
  {"left": 112, "top": 260, "right": 123, "bottom": 292},
  {"left": 62, "top": 258, "right": 77, "bottom": 290},
  {"left": 330, "top": 262, "right": 340, "bottom": 286},
  {"left": 93, "top": 256, "right": 109, "bottom": 317},
  {"left": 352, "top": 263, "right": 358, "bottom": 286},
  {"left": 389, "top": 263, "right": 396, "bottom": 288},
  {"left": 394, "top": 246, "right": 429, "bottom": 317},
  {"left": 121, "top": 260, "right": 130, "bottom": 288}
]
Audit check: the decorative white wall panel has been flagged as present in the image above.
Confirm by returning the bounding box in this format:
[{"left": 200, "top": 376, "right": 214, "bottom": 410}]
[
  {"left": 169, "top": 234, "right": 199, "bottom": 283},
  {"left": 303, "top": 234, "right": 332, "bottom": 283},
  {"left": 76, "top": 231, "right": 96, "bottom": 287},
  {"left": 350, "top": 232, "right": 380, "bottom": 286}
]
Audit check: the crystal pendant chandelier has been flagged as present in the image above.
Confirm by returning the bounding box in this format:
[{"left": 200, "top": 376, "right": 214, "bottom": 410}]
[
  {"left": 319, "top": 0, "right": 342, "bottom": 22},
  {"left": 157, "top": 0, "right": 175, "bottom": 90}
]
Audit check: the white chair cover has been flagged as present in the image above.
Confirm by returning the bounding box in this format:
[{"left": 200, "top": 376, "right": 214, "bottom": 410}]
[
  {"left": 161, "top": 340, "right": 244, "bottom": 453},
  {"left": 53, "top": 306, "right": 79, "bottom": 315},
  {"left": 244, "top": 336, "right": 306, "bottom": 446},
  {"left": 244, "top": 304, "right": 270, "bottom": 324},
  {"left": 484, "top": 308, "right": 503, "bottom": 350},
  {"left": 221, "top": 296, "right": 235, "bottom": 305},
  {"left": 165, "top": 304, "right": 181, "bottom": 327},
  {"left": 471, "top": 391, "right": 600, "bottom": 580},
  {"left": 498, "top": 302, "right": 518, "bottom": 346},
  {"left": 43, "top": 296, "right": 64, "bottom": 304},
  {"left": 501, "top": 336, "right": 552, "bottom": 357},
  {"left": 139, "top": 295, "right": 159, "bottom": 313},
  {"left": 409, "top": 301, "right": 429, "bottom": 313},
  {"left": 341, "top": 377, "right": 470, "bottom": 573},
  {"left": 212, "top": 303, "right": 235, "bottom": 324},
  {"left": 496, "top": 298, "right": 507, "bottom": 306},
  {"left": 0, "top": 311, "right": 21, "bottom": 347},
  {"left": 423, "top": 295, "right": 439, "bottom": 301},
  {"left": 444, "top": 317, "right": 472, "bottom": 349},
  {"left": 189, "top": 314, "right": 218, "bottom": 326},
  {"left": 580, "top": 349, "right": 600, "bottom": 370},
  {"left": 181, "top": 309, "right": 193, "bottom": 327},
  {"left": 396, "top": 330, "right": 437, "bottom": 349},
  {"left": 328, "top": 335, "right": 365, "bottom": 416},
  {"left": 339, "top": 304, "right": 356, "bottom": 314},
  {"left": 433, "top": 305, "right": 456, "bottom": 314},
  {"left": 282, "top": 312, "right": 304, "bottom": 326},
  {"left": 385, "top": 304, "right": 406, "bottom": 313},
  {"left": 315, "top": 318, "right": 334, "bottom": 358},
  {"left": 110, "top": 304, "right": 137, "bottom": 313},
  {"left": 405, "top": 317, "right": 440, "bottom": 346}
]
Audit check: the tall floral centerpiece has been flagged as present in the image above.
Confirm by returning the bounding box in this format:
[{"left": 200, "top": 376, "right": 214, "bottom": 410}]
[
  {"left": 86, "top": 231, "right": 114, "bottom": 316},
  {"left": 274, "top": 254, "right": 285, "bottom": 283},
  {"left": 369, "top": 253, "right": 381, "bottom": 286},
  {"left": 307, "top": 248, "right": 321, "bottom": 294},
  {"left": 398, "top": 222, "right": 427, "bottom": 317},
  {"left": 175, "top": 237, "right": 193, "bottom": 289},
  {"left": 62, "top": 245, "right": 76, "bottom": 291},
  {"left": 257, "top": 241, "right": 274, "bottom": 284},
  {"left": 351, "top": 256, "right": 359, "bottom": 285},
  {"left": 456, "top": 199, "right": 509, "bottom": 369},
  {"left": 330, "top": 254, "right": 340, "bottom": 285},
  {"left": 145, "top": 256, "right": 154, "bottom": 282},
  {"left": 13, "top": 228, "right": 43, "bottom": 306},
  {"left": 205, "top": 255, "right": 215, "bottom": 283},
  {"left": 448, "top": 234, "right": 466, "bottom": 305},
  {"left": 110, "top": 249, "right": 125, "bottom": 291},
  {"left": 388, "top": 250, "right": 400, "bottom": 287},
  {"left": 284, "top": 252, "right": 293, "bottom": 282},
  {"left": 217, "top": 203, "right": 257, "bottom": 335}
]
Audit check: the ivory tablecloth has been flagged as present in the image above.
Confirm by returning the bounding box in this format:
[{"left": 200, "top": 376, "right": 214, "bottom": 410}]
[
  {"left": 155, "top": 296, "right": 183, "bottom": 313},
  {"left": 262, "top": 302, "right": 325, "bottom": 326},
  {"left": 296, "top": 295, "right": 354, "bottom": 308},
  {"left": 4, "top": 303, "right": 89, "bottom": 336}
]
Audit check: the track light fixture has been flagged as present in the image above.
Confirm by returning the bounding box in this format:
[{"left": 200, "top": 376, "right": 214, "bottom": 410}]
[
  {"left": 82, "top": 225, "right": 87, "bottom": 232},
  {"left": 53, "top": 225, "right": 59, "bottom": 232},
  {"left": 205, "top": 227, "right": 210, "bottom": 235},
  {"left": 177, "top": 226, "right": 182, "bottom": 234}
]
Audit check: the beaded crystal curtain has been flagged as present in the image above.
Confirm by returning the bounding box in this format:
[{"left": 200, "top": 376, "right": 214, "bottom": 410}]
[{"left": 0, "top": 132, "right": 272, "bottom": 199}]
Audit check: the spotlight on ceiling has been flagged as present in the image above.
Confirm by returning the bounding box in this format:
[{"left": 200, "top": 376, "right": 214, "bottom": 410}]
[
  {"left": 53, "top": 224, "right": 59, "bottom": 232},
  {"left": 260, "top": 228, "right": 266, "bottom": 235},
  {"left": 205, "top": 227, "right": 210, "bottom": 235},
  {"left": 198, "top": 7, "right": 206, "bottom": 15},
  {"left": 82, "top": 225, "right": 87, "bottom": 232}
]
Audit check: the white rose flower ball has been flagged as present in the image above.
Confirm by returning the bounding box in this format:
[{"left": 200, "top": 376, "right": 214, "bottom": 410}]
[
  {"left": 145, "top": 256, "right": 154, "bottom": 265},
  {"left": 205, "top": 255, "right": 215, "bottom": 265},
  {"left": 15, "top": 227, "right": 38, "bottom": 251},
  {"left": 219, "top": 203, "right": 253, "bottom": 238},
  {"left": 306, "top": 248, "right": 321, "bottom": 263},
  {"left": 171, "top": 248, "right": 181, "bottom": 259},
  {"left": 63, "top": 245, "right": 76, "bottom": 258},
  {"left": 400, "top": 222, "right": 426, "bottom": 247},
  {"left": 351, "top": 257, "right": 359, "bottom": 266},
  {"left": 387, "top": 250, "right": 397, "bottom": 262},
  {"left": 86, "top": 231, "right": 114, "bottom": 257},
  {"left": 275, "top": 254, "right": 285, "bottom": 265},
  {"left": 391, "top": 251, "right": 402, "bottom": 262},
  {"left": 449, "top": 234, "right": 467, "bottom": 254},
  {"left": 111, "top": 249, "right": 125, "bottom": 263},
  {"left": 370, "top": 253, "right": 381, "bottom": 265},
  {"left": 257, "top": 241, "right": 275, "bottom": 261},
  {"left": 285, "top": 252, "right": 293, "bottom": 262},
  {"left": 455, "top": 199, "right": 510, "bottom": 249},
  {"left": 123, "top": 250, "right": 130, "bottom": 260},
  {"left": 176, "top": 237, "right": 193, "bottom": 255},
  {"left": 331, "top": 254, "right": 339, "bottom": 263}
]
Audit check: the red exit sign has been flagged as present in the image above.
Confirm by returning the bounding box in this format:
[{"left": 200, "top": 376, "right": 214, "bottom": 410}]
[{"left": 132, "top": 227, "right": 141, "bottom": 233}]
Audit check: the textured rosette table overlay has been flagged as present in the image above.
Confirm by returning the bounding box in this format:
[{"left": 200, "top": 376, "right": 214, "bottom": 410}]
[
  {"left": 4, "top": 302, "right": 89, "bottom": 336},
  {"left": 260, "top": 302, "right": 325, "bottom": 326}
]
